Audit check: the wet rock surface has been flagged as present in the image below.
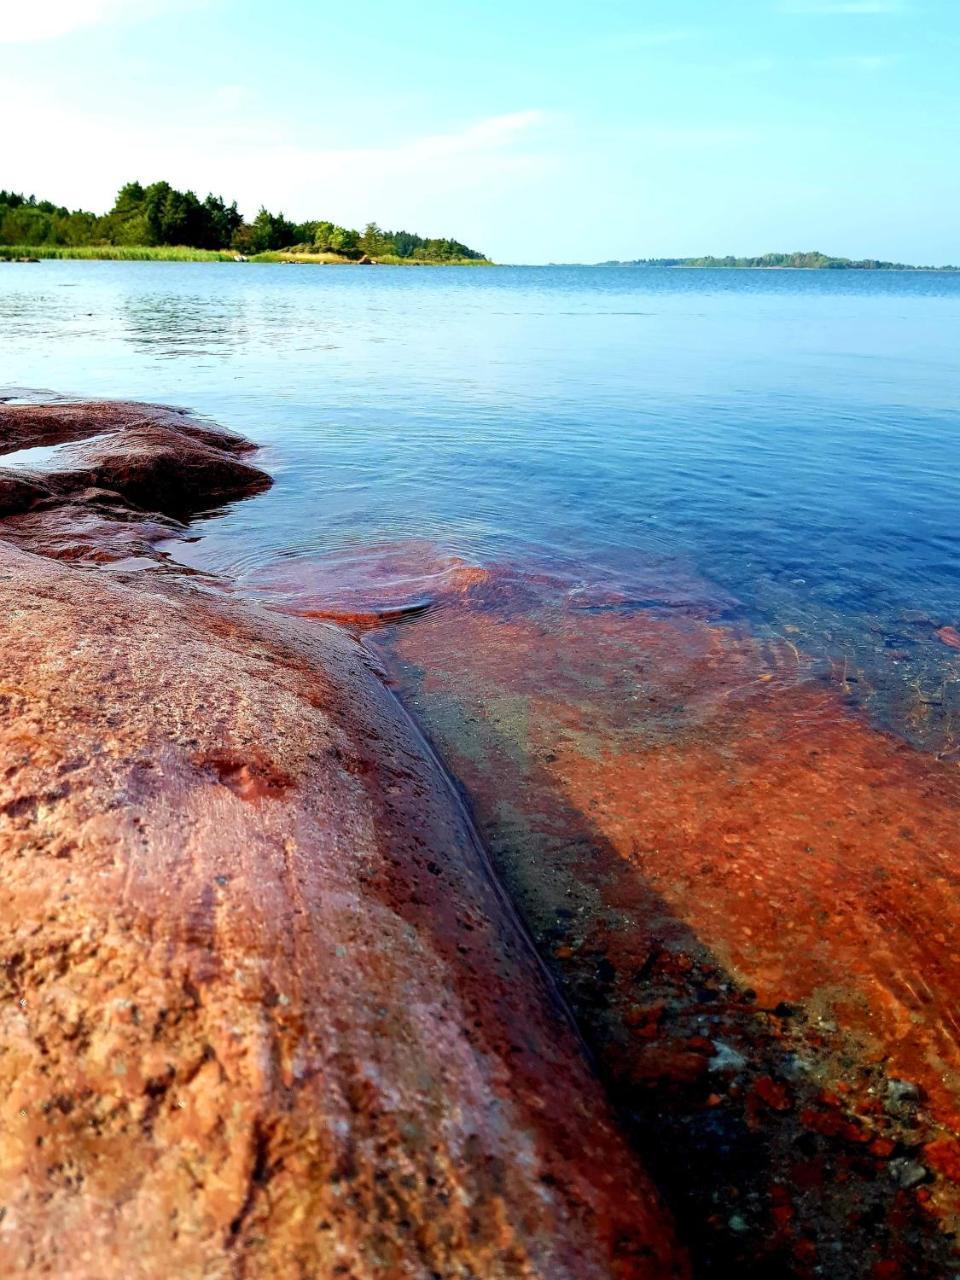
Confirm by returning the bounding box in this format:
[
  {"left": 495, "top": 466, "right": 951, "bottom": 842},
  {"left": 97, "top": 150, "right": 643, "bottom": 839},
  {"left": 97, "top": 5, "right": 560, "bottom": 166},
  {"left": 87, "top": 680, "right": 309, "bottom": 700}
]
[
  {"left": 0, "top": 401, "right": 271, "bottom": 568},
  {"left": 0, "top": 403, "right": 685, "bottom": 1279}
]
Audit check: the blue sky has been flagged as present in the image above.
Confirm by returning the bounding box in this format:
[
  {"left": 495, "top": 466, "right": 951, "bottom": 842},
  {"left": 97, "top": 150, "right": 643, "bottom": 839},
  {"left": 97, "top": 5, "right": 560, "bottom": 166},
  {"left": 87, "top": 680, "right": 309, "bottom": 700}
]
[{"left": 4, "top": 0, "right": 958, "bottom": 262}]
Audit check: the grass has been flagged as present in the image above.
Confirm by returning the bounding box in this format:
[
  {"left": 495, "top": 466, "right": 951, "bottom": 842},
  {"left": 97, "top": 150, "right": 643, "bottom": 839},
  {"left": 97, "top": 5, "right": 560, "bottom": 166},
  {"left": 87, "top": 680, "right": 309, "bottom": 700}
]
[
  {"left": 0, "top": 244, "right": 237, "bottom": 262},
  {"left": 373, "top": 254, "right": 493, "bottom": 266},
  {"left": 0, "top": 244, "right": 494, "bottom": 265},
  {"left": 246, "top": 250, "right": 492, "bottom": 265},
  {"left": 254, "top": 250, "right": 355, "bottom": 264}
]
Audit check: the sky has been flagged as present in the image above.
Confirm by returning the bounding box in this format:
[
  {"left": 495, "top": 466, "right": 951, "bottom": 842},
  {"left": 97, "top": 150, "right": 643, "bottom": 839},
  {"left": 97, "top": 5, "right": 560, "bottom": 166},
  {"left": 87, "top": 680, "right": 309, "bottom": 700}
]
[{"left": 3, "top": 0, "right": 958, "bottom": 263}]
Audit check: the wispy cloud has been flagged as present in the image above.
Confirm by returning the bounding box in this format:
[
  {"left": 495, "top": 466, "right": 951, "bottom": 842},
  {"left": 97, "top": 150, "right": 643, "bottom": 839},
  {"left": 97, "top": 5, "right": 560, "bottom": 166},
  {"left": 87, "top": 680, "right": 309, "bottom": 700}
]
[
  {"left": 615, "top": 28, "right": 703, "bottom": 48},
  {"left": 0, "top": 0, "right": 208, "bottom": 42},
  {"left": 0, "top": 86, "right": 552, "bottom": 229},
  {"left": 732, "top": 57, "right": 779, "bottom": 73},
  {"left": 818, "top": 53, "right": 897, "bottom": 69},
  {"left": 628, "top": 125, "right": 762, "bottom": 148},
  {"left": 259, "top": 110, "right": 555, "bottom": 212},
  {"left": 427, "top": 110, "right": 548, "bottom": 151},
  {"left": 778, "top": 1, "right": 905, "bottom": 12}
]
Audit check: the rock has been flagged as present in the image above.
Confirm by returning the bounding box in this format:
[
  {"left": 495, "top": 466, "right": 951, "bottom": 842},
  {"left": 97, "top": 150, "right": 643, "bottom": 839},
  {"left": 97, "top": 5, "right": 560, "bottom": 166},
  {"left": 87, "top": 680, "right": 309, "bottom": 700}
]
[
  {"left": 924, "top": 1136, "right": 960, "bottom": 1181},
  {"left": 0, "top": 468, "right": 55, "bottom": 518},
  {"left": 243, "top": 539, "right": 492, "bottom": 631},
  {"left": 0, "top": 401, "right": 272, "bottom": 565},
  {"left": 888, "top": 1160, "right": 928, "bottom": 1190},
  {"left": 0, "top": 399, "right": 257, "bottom": 454},
  {"left": 0, "top": 400, "right": 686, "bottom": 1279},
  {"left": 0, "top": 400, "right": 270, "bottom": 520},
  {"left": 708, "top": 1042, "right": 747, "bottom": 1074},
  {"left": 886, "top": 1078, "right": 922, "bottom": 1108}
]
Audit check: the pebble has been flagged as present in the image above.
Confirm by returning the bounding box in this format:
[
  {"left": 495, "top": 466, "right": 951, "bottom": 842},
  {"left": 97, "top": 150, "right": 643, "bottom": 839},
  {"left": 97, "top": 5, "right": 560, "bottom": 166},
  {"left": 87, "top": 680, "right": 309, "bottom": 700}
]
[
  {"left": 886, "top": 1078, "right": 921, "bottom": 1107},
  {"left": 709, "top": 1041, "right": 747, "bottom": 1073},
  {"left": 888, "top": 1158, "right": 927, "bottom": 1189}
]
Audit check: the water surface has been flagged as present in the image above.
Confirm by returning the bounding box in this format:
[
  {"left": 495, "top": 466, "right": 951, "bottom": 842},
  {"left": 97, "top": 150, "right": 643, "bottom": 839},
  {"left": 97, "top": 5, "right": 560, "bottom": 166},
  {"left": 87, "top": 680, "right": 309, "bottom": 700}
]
[{"left": 2, "top": 260, "right": 957, "bottom": 743}]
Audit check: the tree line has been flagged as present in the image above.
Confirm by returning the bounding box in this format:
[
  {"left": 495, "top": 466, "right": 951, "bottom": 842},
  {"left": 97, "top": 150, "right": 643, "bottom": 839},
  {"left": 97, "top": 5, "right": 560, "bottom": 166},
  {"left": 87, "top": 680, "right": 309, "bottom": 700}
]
[{"left": 0, "top": 182, "right": 487, "bottom": 262}]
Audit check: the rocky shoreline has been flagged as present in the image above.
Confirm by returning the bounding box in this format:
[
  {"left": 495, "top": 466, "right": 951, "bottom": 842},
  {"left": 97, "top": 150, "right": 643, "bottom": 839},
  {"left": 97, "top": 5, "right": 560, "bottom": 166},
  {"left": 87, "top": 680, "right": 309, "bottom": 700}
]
[{"left": 0, "top": 401, "right": 685, "bottom": 1278}]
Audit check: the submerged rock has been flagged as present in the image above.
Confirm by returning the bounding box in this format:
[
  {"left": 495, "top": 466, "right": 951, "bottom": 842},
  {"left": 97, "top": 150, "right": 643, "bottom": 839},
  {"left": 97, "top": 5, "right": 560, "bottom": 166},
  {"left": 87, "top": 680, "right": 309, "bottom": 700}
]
[
  {"left": 379, "top": 565, "right": 960, "bottom": 1277},
  {"left": 0, "top": 400, "right": 685, "bottom": 1278}
]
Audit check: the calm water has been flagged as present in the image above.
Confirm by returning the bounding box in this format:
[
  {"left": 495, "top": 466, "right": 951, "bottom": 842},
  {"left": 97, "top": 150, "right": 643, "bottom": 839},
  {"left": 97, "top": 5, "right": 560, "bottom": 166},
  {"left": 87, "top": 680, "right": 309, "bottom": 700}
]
[{"left": 1, "top": 259, "right": 958, "bottom": 742}]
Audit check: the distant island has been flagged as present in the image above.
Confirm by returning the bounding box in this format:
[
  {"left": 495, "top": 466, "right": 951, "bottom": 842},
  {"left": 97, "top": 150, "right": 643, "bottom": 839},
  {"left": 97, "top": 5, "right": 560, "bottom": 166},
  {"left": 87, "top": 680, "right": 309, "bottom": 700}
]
[
  {"left": 0, "top": 182, "right": 489, "bottom": 265},
  {"left": 600, "top": 251, "right": 957, "bottom": 271}
]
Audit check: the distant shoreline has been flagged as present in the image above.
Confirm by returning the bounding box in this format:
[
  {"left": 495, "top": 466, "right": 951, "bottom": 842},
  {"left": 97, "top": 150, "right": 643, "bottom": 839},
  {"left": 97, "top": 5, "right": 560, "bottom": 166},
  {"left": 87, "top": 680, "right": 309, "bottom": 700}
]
[
  {"left": 666, "top": 263, "right": 955, "bottom": 272},
  {"left": 600, "top": 251, "right": 958, "bottom": 271},
  {"left": 3, "top": 246, "right": 957, "bottom": 271}
]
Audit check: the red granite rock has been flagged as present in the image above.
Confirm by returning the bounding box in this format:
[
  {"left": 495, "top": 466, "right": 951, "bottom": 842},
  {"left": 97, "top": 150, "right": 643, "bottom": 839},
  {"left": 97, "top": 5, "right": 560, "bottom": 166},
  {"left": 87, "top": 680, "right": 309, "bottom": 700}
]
[
  {"left": 0, "top": 403, "right": 685, "bottom": 1279},
  {"left": 0, "top": 400, "right": 270, "bottom": 523}
]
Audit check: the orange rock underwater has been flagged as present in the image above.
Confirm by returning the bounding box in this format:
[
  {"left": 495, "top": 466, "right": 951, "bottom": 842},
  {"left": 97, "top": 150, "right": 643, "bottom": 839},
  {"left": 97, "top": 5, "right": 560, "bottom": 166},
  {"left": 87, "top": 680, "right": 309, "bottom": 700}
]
[{"left": 374, "top": 562, "right": 960, "bottom": 1278}]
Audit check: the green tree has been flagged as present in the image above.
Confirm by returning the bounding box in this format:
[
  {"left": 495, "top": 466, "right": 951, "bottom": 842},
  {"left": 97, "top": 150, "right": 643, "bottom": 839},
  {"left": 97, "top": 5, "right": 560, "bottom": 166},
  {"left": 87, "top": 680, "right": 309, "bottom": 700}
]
[
  {"left": 359, "top": 221, "right": 386, "bottom": 256},
  {"left": 234, "top": 206, "right": 297, "bottom": 253},
  {"left": 202, "top": 195, "right": 242, "bottom": 249}
]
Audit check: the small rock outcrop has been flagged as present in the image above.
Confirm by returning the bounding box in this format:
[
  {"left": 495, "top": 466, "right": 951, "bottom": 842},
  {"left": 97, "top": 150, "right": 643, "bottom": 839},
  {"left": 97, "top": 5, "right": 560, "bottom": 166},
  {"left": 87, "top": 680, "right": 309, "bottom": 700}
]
[{"left": 0, "top": 400, "right": 685, "bottom": 1278}]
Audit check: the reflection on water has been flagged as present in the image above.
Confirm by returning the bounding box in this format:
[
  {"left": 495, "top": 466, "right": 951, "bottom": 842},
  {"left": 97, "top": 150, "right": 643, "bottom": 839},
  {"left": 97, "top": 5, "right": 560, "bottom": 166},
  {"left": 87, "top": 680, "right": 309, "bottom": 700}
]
[
  {"left": 120, "top": 291, "right": 252, "bottom": 357},
  {"left": 3, "top": 261, "right": 960, "bottom": 1275},
  {"left": 0, "top": 431, "right": 114, "bottom": 469}
]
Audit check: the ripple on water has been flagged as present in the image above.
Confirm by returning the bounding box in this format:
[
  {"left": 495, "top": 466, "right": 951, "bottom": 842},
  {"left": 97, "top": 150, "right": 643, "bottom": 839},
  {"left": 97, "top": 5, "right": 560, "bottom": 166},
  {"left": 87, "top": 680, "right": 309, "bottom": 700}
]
[{"left": 237, "top": 538, "right": 493, "bottom": 630}]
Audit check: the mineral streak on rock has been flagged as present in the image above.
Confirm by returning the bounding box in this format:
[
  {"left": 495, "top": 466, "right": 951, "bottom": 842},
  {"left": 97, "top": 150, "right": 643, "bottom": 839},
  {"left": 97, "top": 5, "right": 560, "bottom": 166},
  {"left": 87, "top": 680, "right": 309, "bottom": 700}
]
[
  {"left": 0, "top": 404, "right": 686, "bottom": 1279},
  {"left": 376, "top": 563, "right": 960, "bottom": 1278}
]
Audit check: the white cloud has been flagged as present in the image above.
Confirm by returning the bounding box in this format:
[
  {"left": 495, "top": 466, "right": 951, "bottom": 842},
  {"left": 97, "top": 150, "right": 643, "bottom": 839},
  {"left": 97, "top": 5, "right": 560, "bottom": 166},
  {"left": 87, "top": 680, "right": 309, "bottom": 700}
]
[{"left": 0, "top": 0, "right": 207, "bottom": 43}]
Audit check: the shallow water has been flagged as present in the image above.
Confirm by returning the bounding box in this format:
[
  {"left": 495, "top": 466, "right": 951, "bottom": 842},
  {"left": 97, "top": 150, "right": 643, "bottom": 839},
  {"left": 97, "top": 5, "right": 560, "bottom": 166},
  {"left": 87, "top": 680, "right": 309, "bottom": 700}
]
[{"left": 3, "top": 260, "right": 960, "bottom": 1274}]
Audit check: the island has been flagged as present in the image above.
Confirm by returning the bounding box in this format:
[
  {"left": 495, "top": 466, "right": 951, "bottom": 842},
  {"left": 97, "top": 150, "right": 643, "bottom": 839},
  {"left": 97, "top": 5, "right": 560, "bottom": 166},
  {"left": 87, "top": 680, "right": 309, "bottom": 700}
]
[
  {"left": 0, "top": 182, "right": 489, "bottom": 264},
  {"left": 600, "top": 251, "right": 958, "bottom": 270}
]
